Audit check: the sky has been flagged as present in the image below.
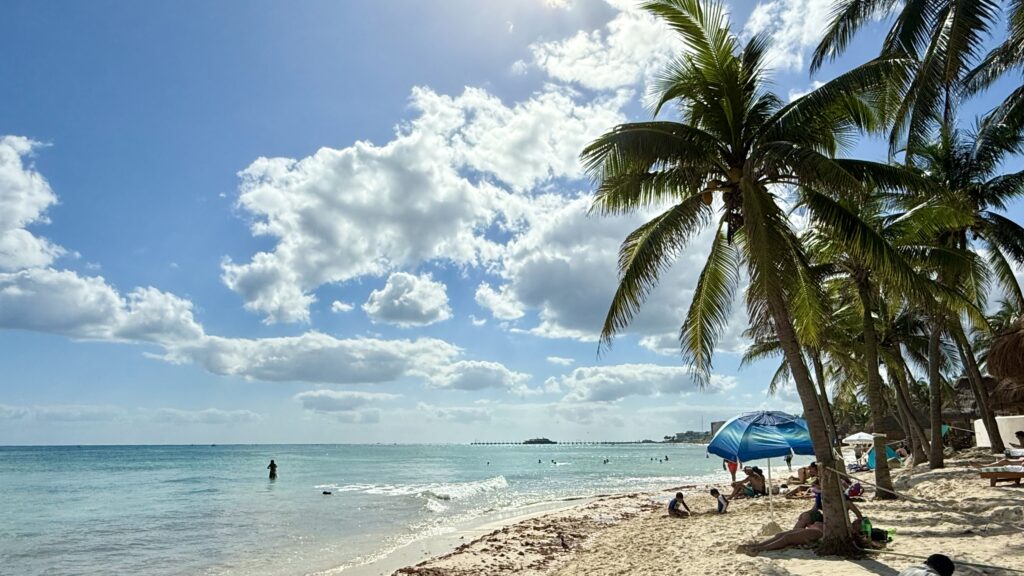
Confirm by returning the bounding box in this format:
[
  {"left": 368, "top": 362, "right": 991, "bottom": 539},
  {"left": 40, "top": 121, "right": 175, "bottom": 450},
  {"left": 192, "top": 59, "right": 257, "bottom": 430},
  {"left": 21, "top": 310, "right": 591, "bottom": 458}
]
[{"left": 2, "top": 0, "right": 1022, "bottom": 445}]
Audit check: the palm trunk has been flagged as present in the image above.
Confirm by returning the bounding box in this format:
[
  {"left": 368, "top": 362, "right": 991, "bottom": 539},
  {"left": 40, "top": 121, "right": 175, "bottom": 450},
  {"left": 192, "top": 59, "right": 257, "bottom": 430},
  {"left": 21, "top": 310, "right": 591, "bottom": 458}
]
[
  {"left": 766, "top": 291, "right": 855, "bottom": 554},
  {"left": 890, "top": 349, "right": 931, "bottom": 463},
  {"left": 951, "top": 323, "right": 1004, "bottom": 453},
  {"left": 856, "top": 277, "right": 896, "bottom": 499},
  {"left": 811, "top": 349, "right": 839, "bottom": 446},
  {"left": 927, "top": 327, "right": 945, "bottom": 468}
]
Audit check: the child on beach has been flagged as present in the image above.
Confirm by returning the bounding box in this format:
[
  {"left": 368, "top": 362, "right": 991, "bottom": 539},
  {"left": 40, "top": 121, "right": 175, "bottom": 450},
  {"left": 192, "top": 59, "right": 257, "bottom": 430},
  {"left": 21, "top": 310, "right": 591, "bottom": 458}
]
[
  {"left": 668, "top": 492, "right": 690, "bottom": 518},
  {"left": 710, "top": 488, "right": 729, "bottom": 513}
]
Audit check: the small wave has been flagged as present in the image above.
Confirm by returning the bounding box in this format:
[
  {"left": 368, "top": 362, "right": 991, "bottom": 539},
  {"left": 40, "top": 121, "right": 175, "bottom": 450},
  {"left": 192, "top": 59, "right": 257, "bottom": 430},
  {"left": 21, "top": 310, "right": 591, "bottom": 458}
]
[
  {"left": 423, "top": 498, "right": 448, "bottom": 513},
  {"left": 315, "top": 476, "right": 509, "bottom": 501}
]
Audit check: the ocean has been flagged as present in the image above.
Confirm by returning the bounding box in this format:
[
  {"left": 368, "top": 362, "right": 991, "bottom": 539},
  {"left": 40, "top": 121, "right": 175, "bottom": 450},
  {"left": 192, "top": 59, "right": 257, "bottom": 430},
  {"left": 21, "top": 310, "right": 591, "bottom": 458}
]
[{"left": 0, "top": 444, "right": 805, "bottom": 575}]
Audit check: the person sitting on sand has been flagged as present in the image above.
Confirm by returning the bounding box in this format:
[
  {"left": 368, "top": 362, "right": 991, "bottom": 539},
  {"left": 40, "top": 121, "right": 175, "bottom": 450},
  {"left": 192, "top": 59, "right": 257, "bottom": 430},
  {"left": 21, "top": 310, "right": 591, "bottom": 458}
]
[
  {"left": 897, "top": 553, "right": 955, "bottom": 576},
  {"left": 792, "top": 479, "right": 862, "bottom": 530},
  {"left": 729, "top": 466, "right": 766, "bottom": 499},
  {"left": 896, "top": 444, "right": 910, "bottom": 459},
  {"left": 668, "top": 492, "right": 690, "bottom": 518},
  {"left": 737, "top": 515, "right": 825, "bottom": 555},
  {"left": 710, "top": 488, "right": 729, "bottom": 514},
  {"left": 790, "top": 461, "right": 817, "bottom": 483}
]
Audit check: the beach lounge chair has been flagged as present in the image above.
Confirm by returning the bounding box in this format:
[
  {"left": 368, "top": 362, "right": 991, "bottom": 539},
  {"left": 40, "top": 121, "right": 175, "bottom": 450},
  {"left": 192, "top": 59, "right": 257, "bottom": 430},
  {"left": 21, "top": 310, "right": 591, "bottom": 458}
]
[{"left": 977, "top": 459, "right": 1024, "bottom": 486}]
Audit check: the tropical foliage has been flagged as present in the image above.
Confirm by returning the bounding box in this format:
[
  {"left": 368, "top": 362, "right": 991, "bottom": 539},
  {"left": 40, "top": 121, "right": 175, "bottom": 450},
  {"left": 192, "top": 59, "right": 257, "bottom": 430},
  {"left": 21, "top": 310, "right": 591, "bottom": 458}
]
[{"left": 584, "top": 0, "right": 1024, "bottom": 555}]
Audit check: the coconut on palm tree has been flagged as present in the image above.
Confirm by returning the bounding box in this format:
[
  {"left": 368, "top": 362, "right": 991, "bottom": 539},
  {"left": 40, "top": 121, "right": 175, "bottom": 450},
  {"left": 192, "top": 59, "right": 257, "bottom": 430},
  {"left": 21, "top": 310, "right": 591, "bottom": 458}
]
[{"left": 582, "top": 0, "right": 921, "bottom": 553}]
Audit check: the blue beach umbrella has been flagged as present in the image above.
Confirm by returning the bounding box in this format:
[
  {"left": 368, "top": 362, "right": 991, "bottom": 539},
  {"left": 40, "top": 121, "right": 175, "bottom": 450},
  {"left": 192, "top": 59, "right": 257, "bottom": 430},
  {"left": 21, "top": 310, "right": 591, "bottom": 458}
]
[
  {"left": 706, "top": 410, "right": 815, "bottom": 462},
  {"left": 706, "top": 411, "right": 815, "bottom": 518}
]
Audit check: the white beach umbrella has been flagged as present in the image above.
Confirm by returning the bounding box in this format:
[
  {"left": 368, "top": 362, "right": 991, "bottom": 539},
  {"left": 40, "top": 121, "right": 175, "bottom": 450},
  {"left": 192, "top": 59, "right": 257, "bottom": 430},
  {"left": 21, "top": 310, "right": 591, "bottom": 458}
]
[{"left": 842, "top": 432, "right": 875, "bottom": 445}]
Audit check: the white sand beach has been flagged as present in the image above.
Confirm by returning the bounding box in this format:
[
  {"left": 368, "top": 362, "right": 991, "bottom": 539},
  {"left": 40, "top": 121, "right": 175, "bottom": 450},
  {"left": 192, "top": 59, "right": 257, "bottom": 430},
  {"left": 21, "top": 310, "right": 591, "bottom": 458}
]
[{"left": 391, "top": 452, "right": 1024, "bottom": 576}]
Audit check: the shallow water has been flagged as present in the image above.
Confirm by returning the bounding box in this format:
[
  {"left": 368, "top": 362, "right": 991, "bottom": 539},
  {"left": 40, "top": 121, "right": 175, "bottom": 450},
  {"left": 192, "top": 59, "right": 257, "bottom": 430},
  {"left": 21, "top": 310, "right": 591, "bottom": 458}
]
[{"left": 0, "top": 444, "right": 806, "bottom": 575}]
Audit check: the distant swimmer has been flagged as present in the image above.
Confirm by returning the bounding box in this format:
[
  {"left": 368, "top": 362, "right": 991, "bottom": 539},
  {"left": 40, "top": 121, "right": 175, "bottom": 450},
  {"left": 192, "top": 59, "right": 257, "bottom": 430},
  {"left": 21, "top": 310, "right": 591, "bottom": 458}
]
[
  {"left": 267, "top": 459, "right": 278, "bottom": 480},
  {"left": 538, "top": 459, "right": 542, "bottom": 464},
  {"left": 322, "top": 491, "right": 332, "bottom": 495}
]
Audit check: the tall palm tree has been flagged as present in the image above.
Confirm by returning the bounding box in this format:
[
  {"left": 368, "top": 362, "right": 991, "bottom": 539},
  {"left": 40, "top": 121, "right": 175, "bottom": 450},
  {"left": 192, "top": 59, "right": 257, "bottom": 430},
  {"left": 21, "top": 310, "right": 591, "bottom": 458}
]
[
  {"left": 812, "top": 0, "right": 1003, "bottom": 154},
  {"left": 909, "top": 121, "right": 1024, "bottom": 453},
  {"left": 583, "top": 0, "right": 918, "bottom": 553},
  {"left": 966, "top": 2, "right": 1024, "bottom": 134}
]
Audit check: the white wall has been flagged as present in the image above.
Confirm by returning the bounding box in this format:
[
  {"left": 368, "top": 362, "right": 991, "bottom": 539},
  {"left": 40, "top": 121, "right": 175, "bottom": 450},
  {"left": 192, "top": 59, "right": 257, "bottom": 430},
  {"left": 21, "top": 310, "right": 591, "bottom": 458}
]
[{"left": 974, "top": 415, "right": 1024, "bottom": 448}]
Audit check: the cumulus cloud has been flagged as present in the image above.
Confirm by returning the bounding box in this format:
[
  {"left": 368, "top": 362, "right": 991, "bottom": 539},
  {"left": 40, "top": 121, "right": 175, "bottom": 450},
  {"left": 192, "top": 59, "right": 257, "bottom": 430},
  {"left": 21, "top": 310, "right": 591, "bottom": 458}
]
[
  {"left": 330, "top": 300, "right": 354, "bottom": 313},
  {"left": 550, "top": 364, "right": 735, "bottom": 402},
  {"left": 294, "top": 390, "right": 396, "bottom": 424},
  {"left": 427, "top": 360, "right": 535, "bottom": 395},
  {"left": 743, "top": 0, "right": 833, "bottom": 71},
  {"left": 222, "top": 85, "right": 627, "bottom": 324},
  {"left": 363, "top": 272, "right": 452, "bottom": 327},
  {"left": 294, "top": 390, "right": 399, "bottom": 412},
  {"left": 0, "top": 136, "right": 66, "bottom": 270},
  {"left": 479, "top": 195, "right": 749, "bottom": 352},
  {"left": 546, "top": 356, "right": 575, "bottom": 366},
  {"left": 154, "top": 408, "right": 261, "bottom": 424},
  {"left": 417, "top": 402, "right": 493, "bottom": 423},
  {"left": 475, "top": 282, "right": 525, "bottom": 321},
  {"left": 167, "top": 333, "right": 460, "bottom": 385},
  {"left": 529, "top": 0, "right": 682, "bottom": 91},
  {"left": 0, "top": 268, "right": 204, "bottom": 345}
]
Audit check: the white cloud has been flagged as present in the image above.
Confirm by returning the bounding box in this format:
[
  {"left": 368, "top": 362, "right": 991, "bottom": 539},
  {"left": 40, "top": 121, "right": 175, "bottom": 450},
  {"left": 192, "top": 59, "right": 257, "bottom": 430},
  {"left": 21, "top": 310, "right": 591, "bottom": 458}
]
[
  {"left": 154, "top": 408, "right": 261, "bottom": 424},
  {"left": 469, "top": 314, "right": 487, "bottom": 326},
  {"left": 510, "top": 59, "right": 529, "bottom": 76},
  {"left": 550, "top": 364, "right": 735, "bottom": 402},
  {"left": 222, "top": 85, "right": 627, "bottom": 324},
  {"left": 0, "top": 268, "right": 204, "bottom": 345},
  {"left": 363, "top": 272, "right": 452, "bottom": 327},
  {"left": 475, "top": 282, "right": 525, "bottom": 320},
  {"left": 547, "top": 356, "right": 575, "bottom": 366},
  {"left": 546, "top": 402, "right": 623, "bottom": 426},
  {"left": 529, "top": 0, "right": 682, "bottom": 91},
  {"left": 0, "top": 404, "right": 123, "bottom": 422},
  {"left": 417, "top": 402, "right": 493, "bottom": 423},
  {"left": 330, "top": 300, "right": 354, "bottom": 313},
  {"left": 743, "top": 0, "right": 833, "bottom": 71},
  {"left": 168, "top": 333, "right": 460, "bottom": 385},
  {"left": 787, "top": 80, "right": 825, "bottom": 102},
  {"left": 480, "top": 195, "right": 749, "bottom": 352},
  {"left": 294, "top": 390, "right": 399, "bottom": 412},
  {"left": 294, "top": 390, "right": 396, "bottom": 424},
  {"left": 0, "top": 136, "right": 66, "bottom": 270},
  {"left": 427, "top": 360, "right": 535, "bottom": 395}
]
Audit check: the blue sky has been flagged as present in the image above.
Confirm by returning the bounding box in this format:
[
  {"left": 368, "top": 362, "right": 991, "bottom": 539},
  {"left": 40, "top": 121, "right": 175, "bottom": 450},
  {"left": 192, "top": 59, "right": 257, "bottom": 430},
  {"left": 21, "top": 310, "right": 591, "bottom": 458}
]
[{"left": 2, "top": 0, "right": 1021, "bottom": 444}]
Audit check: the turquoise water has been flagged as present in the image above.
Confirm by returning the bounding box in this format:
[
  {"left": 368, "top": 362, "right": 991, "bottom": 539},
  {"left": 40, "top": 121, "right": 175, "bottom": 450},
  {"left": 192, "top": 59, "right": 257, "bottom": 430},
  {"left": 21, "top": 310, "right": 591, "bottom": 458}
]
[{"left": 0, "top": 444, "right": 783, "bottom": 575}]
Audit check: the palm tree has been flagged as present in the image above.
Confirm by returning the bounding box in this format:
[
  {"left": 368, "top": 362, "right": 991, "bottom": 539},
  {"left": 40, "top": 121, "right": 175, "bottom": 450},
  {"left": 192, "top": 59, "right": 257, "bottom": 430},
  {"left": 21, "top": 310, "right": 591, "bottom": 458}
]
[
  {"left": 908, "top": 121, "right": 1024, "bottom": 453},
  {"left": 583, "top": 0, "right": 918, "bottom": 553},
  {"left": 812, "top": 0, "right": 1003, "bottom": 154},
  {"left": 966, "top": 2, "right": 1024, "bottom": 134}
]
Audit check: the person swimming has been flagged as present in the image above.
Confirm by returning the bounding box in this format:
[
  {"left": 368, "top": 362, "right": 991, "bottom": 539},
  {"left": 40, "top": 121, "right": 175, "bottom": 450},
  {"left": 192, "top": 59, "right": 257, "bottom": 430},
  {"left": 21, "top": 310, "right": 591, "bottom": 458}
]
[{"left": 267, "top": 459, "right": 277, "bottom": 480}]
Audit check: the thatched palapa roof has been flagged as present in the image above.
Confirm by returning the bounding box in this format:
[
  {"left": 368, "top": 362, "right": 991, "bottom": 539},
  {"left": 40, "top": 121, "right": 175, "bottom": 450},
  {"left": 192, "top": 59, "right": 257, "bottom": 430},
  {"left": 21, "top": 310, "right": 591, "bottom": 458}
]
[{"left": 988, "top": 318, "right": 1024, "bottom": 381}]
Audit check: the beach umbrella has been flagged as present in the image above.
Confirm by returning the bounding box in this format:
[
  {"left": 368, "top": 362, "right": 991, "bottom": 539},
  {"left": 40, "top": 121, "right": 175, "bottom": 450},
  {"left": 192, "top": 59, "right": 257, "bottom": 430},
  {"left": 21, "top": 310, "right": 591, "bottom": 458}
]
[
  {"left": 706, "top": 411, "right": 815, "bottom": 518},
  {"left": 842, "top": 432, "right": 874, "bottom": 445}
]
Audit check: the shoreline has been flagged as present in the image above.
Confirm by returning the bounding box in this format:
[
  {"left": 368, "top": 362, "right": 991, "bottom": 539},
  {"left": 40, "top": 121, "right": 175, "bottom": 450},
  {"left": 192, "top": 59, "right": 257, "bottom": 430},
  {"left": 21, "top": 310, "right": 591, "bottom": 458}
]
[{"left": 375, "top": 452, "right": 1024, "bottom": 576}]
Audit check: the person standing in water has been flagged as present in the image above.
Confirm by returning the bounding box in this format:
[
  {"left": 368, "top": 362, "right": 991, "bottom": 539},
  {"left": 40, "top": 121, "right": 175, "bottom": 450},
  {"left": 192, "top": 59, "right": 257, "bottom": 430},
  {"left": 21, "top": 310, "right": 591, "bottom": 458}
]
[{"left": 267, "top": 459, "right": 278, "bottom": 480}]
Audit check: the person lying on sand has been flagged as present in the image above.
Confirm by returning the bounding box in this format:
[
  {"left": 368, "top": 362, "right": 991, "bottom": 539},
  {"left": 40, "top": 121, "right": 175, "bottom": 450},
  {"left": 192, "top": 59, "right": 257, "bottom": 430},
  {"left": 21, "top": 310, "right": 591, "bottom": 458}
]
[
  {"left": 737, "top": 516, "right": 824, "bottom": 555},
  {"left": 710, "top": 488, "right": 729, "bottom": 513},
  {"left": 789, "top": 462, "right": 817, "bottom": 483},
  {"left": 783, "top": 484, "right": 814, "bottom": 499},
  {"left": 729, "top": 467, "right": 767, "bottom": 499},
  {"left": 668, "top": 492, "right": 690, "bottom": 518}
]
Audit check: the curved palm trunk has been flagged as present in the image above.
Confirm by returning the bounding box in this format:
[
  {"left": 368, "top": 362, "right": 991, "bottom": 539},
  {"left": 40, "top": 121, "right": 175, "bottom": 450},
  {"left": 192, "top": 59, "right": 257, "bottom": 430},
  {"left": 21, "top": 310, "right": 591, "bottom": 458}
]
[
  {"left": 892, "top": 348, "right": 933, "bottom": 463},
  {"left": 766, "top": 292, "right": 855, "bottom": 554},
  {"left": 856, "top": 278, "right": 896, "bottom": 499},
  {"left": 811, "top": 350, "right": 839, "bottom": 446},
  {"left": 951, "top": 323, "right": 1004, "bottom": 453},
  {"left": 927, "top": 328, "right": 945, "bottom": 468}
]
